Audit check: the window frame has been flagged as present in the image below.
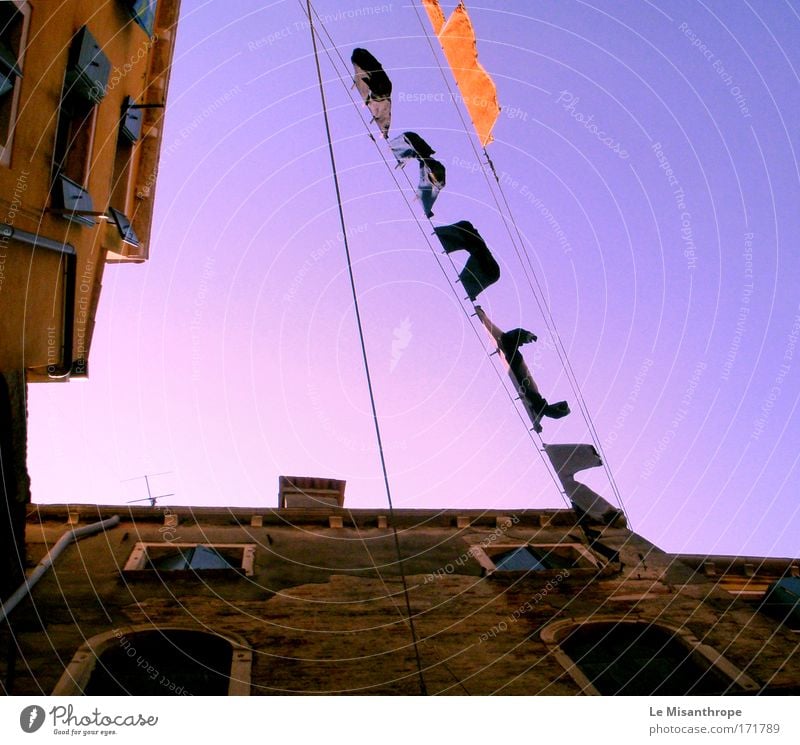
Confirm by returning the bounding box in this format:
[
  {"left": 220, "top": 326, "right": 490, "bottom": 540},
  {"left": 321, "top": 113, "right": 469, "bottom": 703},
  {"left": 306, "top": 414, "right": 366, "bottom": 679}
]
[
  {"left": 106, "top": 98, "right": 142, "bottom": 248},
  {"left": 50, "top": 27, "right": 110, "bottom": 225},
  {"left": 123, "top": 542, "right": 256, "bottom": 577},
  {"left": 53, "top": 91, "right": 98, "bottom": 187},
  {"left": 471, "top": 541, "right": 599, "bottom": 576},
  {"left": 52, "top": 626, "right": 252, "bottom": 695},
  {"left": 540, "top": 617, "right": 760, "bottom": 695},
  {"left": 0, "top": 1, "right": 31, "bottom": 167}
]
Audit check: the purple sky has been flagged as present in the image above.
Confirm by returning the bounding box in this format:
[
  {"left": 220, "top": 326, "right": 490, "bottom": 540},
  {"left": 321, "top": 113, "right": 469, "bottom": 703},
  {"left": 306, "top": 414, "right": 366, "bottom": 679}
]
[{"left": 27, "top": 0, "right": 800, "bottom": 559}]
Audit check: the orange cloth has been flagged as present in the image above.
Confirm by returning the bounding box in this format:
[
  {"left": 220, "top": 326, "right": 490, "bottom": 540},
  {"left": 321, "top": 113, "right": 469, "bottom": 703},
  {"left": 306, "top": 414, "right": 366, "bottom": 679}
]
[
  {"left": 424, "top": 1, "right": 500, "bottom": 146},
  {"left": 421, "top": 0, "right": 446, "bottom": 33}
]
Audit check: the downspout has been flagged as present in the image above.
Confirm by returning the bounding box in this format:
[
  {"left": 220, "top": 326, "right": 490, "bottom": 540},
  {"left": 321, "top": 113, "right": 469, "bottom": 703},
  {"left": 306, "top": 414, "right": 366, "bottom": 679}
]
[
  {"left": 0, "top": 514, "right": 119, "bottom": 623},
  {"left": 48, "top": 250, "right": 76, "bottom": 379}
]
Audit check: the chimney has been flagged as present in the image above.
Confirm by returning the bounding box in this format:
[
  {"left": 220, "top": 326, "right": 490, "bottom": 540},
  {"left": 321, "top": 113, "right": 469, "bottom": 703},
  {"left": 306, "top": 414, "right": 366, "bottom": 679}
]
[{"left": 278, "top": 476, "right": 346, "bottom": 509}]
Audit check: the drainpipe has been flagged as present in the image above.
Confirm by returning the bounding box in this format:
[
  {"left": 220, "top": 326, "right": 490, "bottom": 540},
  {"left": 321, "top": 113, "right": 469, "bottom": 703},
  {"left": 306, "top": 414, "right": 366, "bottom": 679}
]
[{"left": 0, "top": 515, "right": 119, "bottom": 623}]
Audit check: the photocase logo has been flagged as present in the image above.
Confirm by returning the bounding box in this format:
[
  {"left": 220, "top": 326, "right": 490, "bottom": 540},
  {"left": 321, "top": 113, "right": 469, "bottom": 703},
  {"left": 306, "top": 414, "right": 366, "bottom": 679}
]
[
  {"left": 19, "top": 705, "right": 45, "bottom": 734},
  {"left": 390, "top": 317, "right": 413, "bottom": 372}
]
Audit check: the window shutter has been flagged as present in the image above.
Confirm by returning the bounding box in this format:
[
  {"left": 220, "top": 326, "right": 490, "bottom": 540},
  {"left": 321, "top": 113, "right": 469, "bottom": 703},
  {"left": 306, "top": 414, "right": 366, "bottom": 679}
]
[
  {"left": 124, "top": 0, "right": 157, "bottom": 37},
  {"left": 108, "top": 207, "right": 140, "bottom": 246},
  {"left": 55, "top": 175, "right": 96, "bottom": 226},
  {"left": 120, "top": 97, "right": 142, "bottom": 142},
  {"left": 65, "top": 26, "right": 110, "bottom": 104}
]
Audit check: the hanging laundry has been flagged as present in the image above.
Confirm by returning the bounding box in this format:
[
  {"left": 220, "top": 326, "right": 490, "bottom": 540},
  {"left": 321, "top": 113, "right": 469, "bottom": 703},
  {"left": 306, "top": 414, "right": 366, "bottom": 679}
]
[
  {"left": 389, "top": 131, "right": 436, "bottom": 163},
  {"left": 434, "top": 221, "right": 499, "bottom": 300},
  {"left": 422, "top": 0, "right": 447, "bottom": 32},
  {"left": 351, "top": 48, "right": 392, "bottom": 137},
  {"left": 417, "top": 157, "right": 446, "bottom": 217},
  {"left": 421, "top": 1, "right": 501, "bottom": 147},
  {"left": 389, "top": 133, "right": 446, "bottom": 217},
  {"left": 544, "top": 444, "right": 625, "bottom": 526},
  {"left": 499, "top": 328, "right": 538, "bottom": 365},
  {"left": 475, "top": 306, "right": 570, "bottom": 432}
]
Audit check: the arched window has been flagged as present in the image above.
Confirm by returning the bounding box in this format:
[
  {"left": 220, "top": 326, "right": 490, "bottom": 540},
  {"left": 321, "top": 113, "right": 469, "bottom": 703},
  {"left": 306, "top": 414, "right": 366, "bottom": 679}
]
[
  {"left": 541, "top": 618, "right": 759, "bottom": 695},
  {"left": 53, "top": 627, "right": 251, "bottom": 695}
]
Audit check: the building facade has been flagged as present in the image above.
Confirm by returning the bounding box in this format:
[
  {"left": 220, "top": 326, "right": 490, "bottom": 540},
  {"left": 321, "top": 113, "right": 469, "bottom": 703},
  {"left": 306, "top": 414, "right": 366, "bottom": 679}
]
[
  {"left": 1, "top": 479, "right": 797, "bottom": 695},
  {"left": 0, "top": 0, "right": 181, "bottom": 599}
]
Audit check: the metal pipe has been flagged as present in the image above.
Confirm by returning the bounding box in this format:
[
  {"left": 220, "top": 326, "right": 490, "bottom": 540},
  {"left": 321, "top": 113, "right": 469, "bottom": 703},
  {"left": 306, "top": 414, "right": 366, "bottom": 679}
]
[{"left": 0, "top": 515, "right": 119, "bottom": 622}]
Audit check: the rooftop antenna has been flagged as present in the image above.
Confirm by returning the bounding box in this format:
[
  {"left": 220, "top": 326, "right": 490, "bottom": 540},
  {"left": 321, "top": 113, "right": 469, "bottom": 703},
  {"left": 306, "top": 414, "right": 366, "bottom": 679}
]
[{"left": 122, "top": 471, "right": 174, "bottom": 507}]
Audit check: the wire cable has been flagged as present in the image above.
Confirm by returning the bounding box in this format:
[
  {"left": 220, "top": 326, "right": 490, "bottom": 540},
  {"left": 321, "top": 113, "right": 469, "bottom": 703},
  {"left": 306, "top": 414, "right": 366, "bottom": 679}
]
[{"left": 305, "top": 0, "right": 427, "bottom": 695}]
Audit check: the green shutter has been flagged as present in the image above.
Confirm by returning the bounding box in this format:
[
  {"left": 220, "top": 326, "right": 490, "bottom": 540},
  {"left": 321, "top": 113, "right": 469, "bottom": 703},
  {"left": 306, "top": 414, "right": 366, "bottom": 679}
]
[
  {"left": 108, "top": 207, "right": 140, "bottom": 246},
  {"left": 120, "top": 97, "right": 142, "bottom": 142},
  {"left": 126, "top": 0, "right": 157, "bottom": 37},
  {"left": 65, "top": 26, "right": 110, "bottom": 104},
  {"left": 55, "top": 175, "right": 96, "bottom": 227}
]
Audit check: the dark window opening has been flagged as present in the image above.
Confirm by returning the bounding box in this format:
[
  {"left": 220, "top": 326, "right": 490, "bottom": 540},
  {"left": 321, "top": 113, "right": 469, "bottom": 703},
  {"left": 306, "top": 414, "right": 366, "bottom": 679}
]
[
  {"left": 109, "top": 134, "right": 133, "bottom": 210},
  {"left": 51, "top": 92, "right": 97, "bottom": 226},
  {"left": 84, "top": 630, "right": 233, "bottom": 695},
  {"left": 561, "top": 623, "right": 740, "bottom": 695},
  {"left": 0, "top": 5, "right": 23, "bottom": 100},
  {"left": 0, "top": 3, "right": 27, "bottom": 156},
  {"left": 54, "top": 93, "right": 96, "bottom": 185}
]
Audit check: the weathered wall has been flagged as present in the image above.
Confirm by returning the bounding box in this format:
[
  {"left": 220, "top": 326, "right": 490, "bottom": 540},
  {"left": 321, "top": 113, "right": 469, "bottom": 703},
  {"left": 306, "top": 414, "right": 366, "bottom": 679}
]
[
  {"left": 0, "top": 371, "right": 30, "bottom": 600},
  {"left": 1, "top": 505, "right": 797, "bottom": 695}
]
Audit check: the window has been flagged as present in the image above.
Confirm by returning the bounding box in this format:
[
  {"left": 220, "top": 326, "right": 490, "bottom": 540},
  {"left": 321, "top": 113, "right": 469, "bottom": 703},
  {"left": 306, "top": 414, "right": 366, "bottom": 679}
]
[
  {"left": 493, "top": 546, "right": 547, "bottom": 571},
  {"left": 84, "top": 630, "right": 231, "bottom": 695},
  {"left": 53, "top": 627, "right": 252, "bottom": 695},
  {"left": 761, "top": 577, "right": 800, "bottom": 631},
  {"left": 471, "top": 542, "right": 599, "bottom": 575},
  {"left": 123, "top": 542, "right": 256, "bottom": 576},
  {"left": 541, "top": 619, "right": 760, "bottom": 695},
  {"left": 562, "top": 624, "right": 741, "bottom": 695},
  {"left": 0, "top": 11, "right": 21, "bottom": 99},
  {"left": 106, "top": 98, "right": 142, "bottom": 248},
  {"left": 51, "top": 98, "right": 98, "bottom": 226},
  {"left": 0, "top": 2, "right": 31, "bottom": 166},
  {"left": 50, "top": 27, "right": 109, "bottom": 225}
]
